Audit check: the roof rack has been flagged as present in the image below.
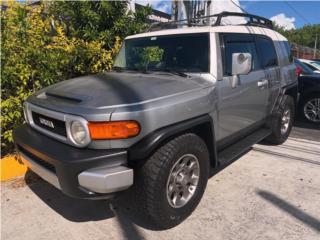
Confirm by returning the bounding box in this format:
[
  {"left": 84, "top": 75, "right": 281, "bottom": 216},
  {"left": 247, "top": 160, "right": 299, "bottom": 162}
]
[{"left": 147, "top": 11, "right": 273, "bottom": 32}]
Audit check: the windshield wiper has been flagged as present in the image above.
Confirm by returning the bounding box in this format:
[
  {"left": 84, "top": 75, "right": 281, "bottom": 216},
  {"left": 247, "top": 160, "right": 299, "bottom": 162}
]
[
  {"left": 129, "top": 67, "right": 150, "bottom": 74},
  {"left": 160, "top": 69, "right": 189, "bottom": 78},
  {"left": 112, "top": 66, "right": 124, "bottom": 72},
  {"left": 112, "top": 66, "right": 149, "bottom": 74}
]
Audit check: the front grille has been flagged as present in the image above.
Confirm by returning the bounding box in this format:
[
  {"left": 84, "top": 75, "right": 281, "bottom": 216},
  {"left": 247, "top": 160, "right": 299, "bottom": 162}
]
[
  {"left": 18, "top": 145, "right": 56, "bottom": 173},
  {"left": 32, "top": 111, "right": 67, "bottom": 137}
]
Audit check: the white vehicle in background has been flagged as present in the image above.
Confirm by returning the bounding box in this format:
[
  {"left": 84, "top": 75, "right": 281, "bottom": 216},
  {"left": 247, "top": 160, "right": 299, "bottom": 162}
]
[{"left": 298, "top": 59, "right": 320, "bottom": 74}]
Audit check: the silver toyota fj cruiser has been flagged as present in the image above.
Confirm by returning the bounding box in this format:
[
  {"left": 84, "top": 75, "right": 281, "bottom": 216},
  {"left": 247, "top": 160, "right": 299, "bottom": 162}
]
[{"left": 14, "top": 12, "right": 297, "bottom": 229}]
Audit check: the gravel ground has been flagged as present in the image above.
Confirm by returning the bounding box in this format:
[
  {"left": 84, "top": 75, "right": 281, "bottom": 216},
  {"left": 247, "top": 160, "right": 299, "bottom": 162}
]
[{"left": 1, "top": 132, "right": 320, "bottom": 240}]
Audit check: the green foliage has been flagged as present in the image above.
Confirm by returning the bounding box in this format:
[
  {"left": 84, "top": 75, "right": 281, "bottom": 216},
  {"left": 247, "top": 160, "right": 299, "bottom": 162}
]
[
  {"left": 49, "top": 1, "right": 152, "bottom": 47},
  {"left": 274, "top": 24, "right": 320, "bottom": 49},
  {"left": 1, "top": 1, "right": 151, "bottom": 156},
  {"left": 132, "top": 46, "right": 164, "bottom": 70}
]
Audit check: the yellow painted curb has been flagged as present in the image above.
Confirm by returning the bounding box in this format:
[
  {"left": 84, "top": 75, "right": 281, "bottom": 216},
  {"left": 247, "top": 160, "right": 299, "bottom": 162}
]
[{"left": 1, "top": 155, "right": 27, "bottom": 181}]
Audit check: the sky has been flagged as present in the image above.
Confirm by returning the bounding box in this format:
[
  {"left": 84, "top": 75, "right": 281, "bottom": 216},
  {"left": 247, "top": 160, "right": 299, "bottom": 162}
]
[{"left": 136, "top": 0, "right": 320, "bottom": 29}]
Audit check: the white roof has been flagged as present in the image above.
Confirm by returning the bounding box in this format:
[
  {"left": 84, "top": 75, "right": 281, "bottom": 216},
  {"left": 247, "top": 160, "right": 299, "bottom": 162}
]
[
  {"left": 125, "top": 25, "right": 287, "bottom": 42},
  {"left": 299, "top": 59, "right": 315, "bottom": 63}
]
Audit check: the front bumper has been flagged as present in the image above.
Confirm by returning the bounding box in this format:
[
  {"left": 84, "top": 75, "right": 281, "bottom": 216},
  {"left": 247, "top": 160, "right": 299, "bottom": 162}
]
[{"left": 13, "top": 124, "right": 133, "bottom": 199}]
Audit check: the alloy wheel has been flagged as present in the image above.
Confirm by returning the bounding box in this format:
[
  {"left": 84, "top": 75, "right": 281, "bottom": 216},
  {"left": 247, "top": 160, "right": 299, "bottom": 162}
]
[
  {"left": 166, "top": 154, "right": 200, "bottom": 208},
  {"left": 304, "top": 98, "right": 320, "bottom": 123}
]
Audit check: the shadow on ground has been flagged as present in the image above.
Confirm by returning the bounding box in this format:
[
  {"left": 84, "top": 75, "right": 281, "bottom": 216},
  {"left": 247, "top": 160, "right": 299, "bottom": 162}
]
[
  {"left": 291, "top": 117, "right": 320, "bottom": 142},
  {"left": 25, "top": 171, "right": 114, "bottom": 222},
  {"left": 25, "top": 170, "right": 150, "bottom": 238},
  {"left": 257, "top": 190, "right": 320, "bottom": 232},
  {"left": 294, "top": 120, "right": 320, "bottom": 130}
]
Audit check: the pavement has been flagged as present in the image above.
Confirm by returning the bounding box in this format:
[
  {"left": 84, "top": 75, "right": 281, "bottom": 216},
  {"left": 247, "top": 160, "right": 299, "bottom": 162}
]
[{"left": 1, "top": 120, "right": 320, "bottom": 240}]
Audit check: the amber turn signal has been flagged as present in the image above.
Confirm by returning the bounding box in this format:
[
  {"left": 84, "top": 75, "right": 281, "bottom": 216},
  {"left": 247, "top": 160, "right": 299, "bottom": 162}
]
[{"left": 88, "top": 121, "right": 140, "bottom": 140}]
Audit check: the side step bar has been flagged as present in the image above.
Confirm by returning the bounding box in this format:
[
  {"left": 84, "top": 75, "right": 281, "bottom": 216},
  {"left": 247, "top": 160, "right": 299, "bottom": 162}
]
[{"left": 217, "top": 128, "right": 272, "bottom": 166}]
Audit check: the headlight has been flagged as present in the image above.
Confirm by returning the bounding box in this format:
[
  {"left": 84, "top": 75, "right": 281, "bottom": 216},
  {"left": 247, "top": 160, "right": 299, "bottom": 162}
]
[{"left": 69, "top": 121, "right": 90, "bottom": 147}]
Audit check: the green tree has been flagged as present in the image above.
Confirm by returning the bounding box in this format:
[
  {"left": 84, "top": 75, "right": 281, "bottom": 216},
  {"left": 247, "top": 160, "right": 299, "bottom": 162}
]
[
  {"left": 1, "top": 1, "right": 151, "bottom": 156},
  {"left": 274, "top": 24, "right": 320, "bottom": 49},
  {"left": 49, "top": 1, "right": 151, "bottom": 48}
]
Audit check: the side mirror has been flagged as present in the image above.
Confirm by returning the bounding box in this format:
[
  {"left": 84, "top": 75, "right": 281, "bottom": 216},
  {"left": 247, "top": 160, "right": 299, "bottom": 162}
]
[
  {"left": 230, "top": 53, "right": 252, "bottom": 88},
  {"left": 232, "top": 53, "right": 252, "bottom": 76}
]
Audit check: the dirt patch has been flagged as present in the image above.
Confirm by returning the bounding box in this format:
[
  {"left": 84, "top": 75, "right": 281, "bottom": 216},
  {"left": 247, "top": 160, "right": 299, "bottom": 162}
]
[{"left": 6, "top": 171, "right": 41, "bottom": 189}]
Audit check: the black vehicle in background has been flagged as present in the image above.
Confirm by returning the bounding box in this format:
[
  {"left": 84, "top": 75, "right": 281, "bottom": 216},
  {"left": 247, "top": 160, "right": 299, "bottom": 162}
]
[
  {"left": 294, "top": 59, "right": 320, "bottom": 76},
  {"left": 298, "top": 74, "right": 320, "bottom": 123}
]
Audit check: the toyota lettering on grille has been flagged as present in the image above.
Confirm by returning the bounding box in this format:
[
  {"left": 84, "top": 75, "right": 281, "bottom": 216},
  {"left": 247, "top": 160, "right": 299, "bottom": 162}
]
[{"left": 39, "top": 117, "right": 55, "bottom": 129}]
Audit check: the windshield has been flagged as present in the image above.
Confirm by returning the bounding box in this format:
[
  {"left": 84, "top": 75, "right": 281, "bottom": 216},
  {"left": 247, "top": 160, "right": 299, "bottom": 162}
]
[
  {"left": 310, "top": 61, "right": 320, "bottom": 70},
  {"left": 114, "top": 33, "right": 209, "bottom": 73}
]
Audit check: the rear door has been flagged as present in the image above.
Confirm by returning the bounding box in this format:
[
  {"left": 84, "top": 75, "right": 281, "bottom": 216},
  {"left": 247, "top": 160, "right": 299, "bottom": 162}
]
[
  {"left": 256, "top": 36, "right": 281, "bottom": 114},
  {"left": 217, "top": 33, "right": 268, "bottom": 142}
]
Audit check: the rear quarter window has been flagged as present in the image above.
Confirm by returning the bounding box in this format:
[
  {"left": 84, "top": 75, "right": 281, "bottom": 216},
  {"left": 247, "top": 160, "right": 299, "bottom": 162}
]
[{"left": 284, "top": 41, "right": 293, "bottom": 63}]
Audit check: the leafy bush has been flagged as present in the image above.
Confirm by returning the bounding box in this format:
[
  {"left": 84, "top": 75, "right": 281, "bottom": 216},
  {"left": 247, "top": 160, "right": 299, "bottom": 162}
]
[{"left": 1, "top": 1, "right": 150, "bottom": 156}]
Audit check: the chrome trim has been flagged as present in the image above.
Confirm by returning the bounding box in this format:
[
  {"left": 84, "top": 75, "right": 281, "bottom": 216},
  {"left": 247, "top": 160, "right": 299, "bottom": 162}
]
[
  {"left": 19, "top": 151, "right": 61, "bottom": 190},
  {"left": 24, "top": 102, "right": 91, "bottom": 148},
  {"left": 78, "top": 166, "right": 133, "bottom": 194}
]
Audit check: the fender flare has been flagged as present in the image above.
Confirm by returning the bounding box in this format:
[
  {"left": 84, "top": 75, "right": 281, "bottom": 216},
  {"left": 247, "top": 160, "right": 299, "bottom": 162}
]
[
  {"left": 128, "top": 114, "right": 217, "bottom": 167},
  {"left": 274, "top": 82, "right": 298, "bottom": 113}
]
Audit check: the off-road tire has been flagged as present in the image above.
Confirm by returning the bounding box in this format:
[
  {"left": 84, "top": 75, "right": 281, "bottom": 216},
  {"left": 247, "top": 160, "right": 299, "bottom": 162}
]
[
  {"left": 128, "top": 133, "right": 210, "bottom": 230},
  {"left": 266, "top": 95, "right": 295, "bottom": 145}
]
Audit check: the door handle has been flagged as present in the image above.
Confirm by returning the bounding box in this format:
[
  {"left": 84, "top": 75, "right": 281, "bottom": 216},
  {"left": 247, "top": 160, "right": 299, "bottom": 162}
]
[{"left": 257, "top": 79, "right": 268, "bottom": 88}]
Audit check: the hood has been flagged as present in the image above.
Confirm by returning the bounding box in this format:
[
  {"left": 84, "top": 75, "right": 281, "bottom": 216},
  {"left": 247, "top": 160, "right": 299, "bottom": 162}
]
[{"left": 28, "top": 72, "right": 210, "bottom": 115}]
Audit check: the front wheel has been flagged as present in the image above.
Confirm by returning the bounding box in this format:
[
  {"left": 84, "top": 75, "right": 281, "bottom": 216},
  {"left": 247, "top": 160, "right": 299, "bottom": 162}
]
[
  {"left": 266, "top": 95, "right": 295, "bottom": 145},
  {"left": 301, "top": 94, "right": 320, "bottom": 124},
  {"left": 130, "top": 133, "right": 210, "bottom": 230}
]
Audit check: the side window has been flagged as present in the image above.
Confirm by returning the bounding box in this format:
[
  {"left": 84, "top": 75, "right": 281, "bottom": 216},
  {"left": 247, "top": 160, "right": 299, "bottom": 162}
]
[
  {"left": 284, "top": 41, "right": 293, "bottom": 63},
  {"left": 223, "top": 34, "right": 261, "bottom": 76},
  {"left": 257, "top": 37, "right": 278, "bottom": 68}
]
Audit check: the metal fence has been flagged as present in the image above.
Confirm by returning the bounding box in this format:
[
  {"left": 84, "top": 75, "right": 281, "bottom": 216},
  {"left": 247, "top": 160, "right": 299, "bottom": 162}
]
[{"left": 291, "top": 43, "right": 320, "bottom": 60}]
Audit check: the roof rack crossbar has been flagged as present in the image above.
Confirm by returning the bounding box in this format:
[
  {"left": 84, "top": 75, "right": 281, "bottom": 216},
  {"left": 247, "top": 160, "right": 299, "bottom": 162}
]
[{"left": 147, "top": 11, "right": 273, "bottom": 32}]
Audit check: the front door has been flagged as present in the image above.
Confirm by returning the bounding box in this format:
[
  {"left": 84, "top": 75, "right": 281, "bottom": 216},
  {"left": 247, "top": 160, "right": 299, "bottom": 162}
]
[{"left": 217, "top": 33, "right": 268, "bottom": 142}]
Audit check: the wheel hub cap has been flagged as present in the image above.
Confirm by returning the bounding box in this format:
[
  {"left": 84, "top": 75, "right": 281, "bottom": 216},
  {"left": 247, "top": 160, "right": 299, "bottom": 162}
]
[
  {"left": 166, "top": 154, "right": 200, "bottom": 208},
  {"left": 304, "top": 98, "right": 320, "bottom": 123},
  {"left": 281, "top": 108, "right": 291, "bottom": 135}
]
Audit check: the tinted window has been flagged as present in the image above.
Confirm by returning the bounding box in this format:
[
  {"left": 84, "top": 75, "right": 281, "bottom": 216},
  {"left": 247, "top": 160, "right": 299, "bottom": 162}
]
[
  {"left": 114, "top": 34, "right": 209, "bottom": 72},
  {"left": 223, "top": 34, "right": 261, "bottom": 76},
  {"left": 257, "top": 37, "right": 278, "bottom": 68},
  {"left": 284, "top": 41, "right": 293, "bottom": 63},
  {"left": 305, "top": 63, "right": 317, "bottom": 71}
]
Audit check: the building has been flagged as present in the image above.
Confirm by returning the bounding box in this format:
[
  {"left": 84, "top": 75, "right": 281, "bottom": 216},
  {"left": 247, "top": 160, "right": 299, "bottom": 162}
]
[
  {"left": 291, "top": 43, "right": 320, "bottom": 59},
  {"left": 171, "top": 0, "right": 244, "bottom": 22},
  {"left": 127, "top": 2, "right": 171, "bottom": 23},
  {"left": 135, "top": 3, "right": 171, "bottom": 23}
]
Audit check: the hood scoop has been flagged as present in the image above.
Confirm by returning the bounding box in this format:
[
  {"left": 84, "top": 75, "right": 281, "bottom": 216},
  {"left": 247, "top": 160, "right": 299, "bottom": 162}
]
[
  {"left": 45, "top": 92, "right": 83, "bottom": 103},
  {"left": 42, "top": 90, "right": 92, "bottom": 104}
]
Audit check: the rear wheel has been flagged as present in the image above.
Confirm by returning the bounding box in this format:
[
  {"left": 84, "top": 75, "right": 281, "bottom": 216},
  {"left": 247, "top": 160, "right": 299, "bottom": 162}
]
[
  {"left": 266, "top": 95, "right": 295, "bottom": 145},
  {"left": 129, "top": 133, "right": 210, "bottom": 230}
]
